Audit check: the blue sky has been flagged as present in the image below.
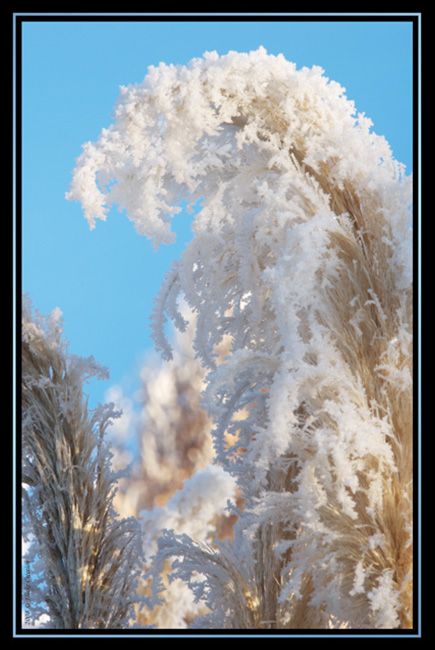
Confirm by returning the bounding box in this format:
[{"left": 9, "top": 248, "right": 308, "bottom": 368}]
[{"left": 22, "top": 20, "right": 413, "bottom": 408}]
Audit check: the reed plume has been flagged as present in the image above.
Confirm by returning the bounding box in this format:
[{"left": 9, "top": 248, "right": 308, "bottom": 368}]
[
  {"left": 68, "top": 48, "right": 413, "bottom": 629},
  {"left": 22, "top": 297, "right": 141, "bottom": 629}
]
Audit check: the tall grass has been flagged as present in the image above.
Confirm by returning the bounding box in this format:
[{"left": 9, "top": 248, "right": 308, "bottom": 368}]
[
  {"left": 65, "top": 48, "right": 413, "bottom": 629},
  {"left": 22, "top": 298, "right": 141, "bottom": 628}
]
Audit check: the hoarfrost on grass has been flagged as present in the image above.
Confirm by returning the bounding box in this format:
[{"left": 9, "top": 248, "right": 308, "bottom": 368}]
[{"left": 68, "top": 48, "right": 413, "bottom": 629}]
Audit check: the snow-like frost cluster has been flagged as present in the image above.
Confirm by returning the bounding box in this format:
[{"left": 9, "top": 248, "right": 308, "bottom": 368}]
[
  {"left": 68, "top": 48, "right": 413, "bottom": 629},
  {"left": 141, "top": 465, "right": 237, "bottom": 560}
]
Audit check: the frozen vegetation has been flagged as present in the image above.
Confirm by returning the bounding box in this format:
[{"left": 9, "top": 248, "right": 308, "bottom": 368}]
[{"left": 24, "top": 48, "right": 412, "bottom": 629}]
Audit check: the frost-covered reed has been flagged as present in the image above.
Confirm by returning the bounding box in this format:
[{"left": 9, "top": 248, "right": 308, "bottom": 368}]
[
  {"left": 22, "top": 297, "right": 141, "bottom": 628},
  {"left": 112, "top": 310, "right": 214, "bottom": 519},
  {"left": 68, "top": 48, "right": 413, "bottom": 629}
]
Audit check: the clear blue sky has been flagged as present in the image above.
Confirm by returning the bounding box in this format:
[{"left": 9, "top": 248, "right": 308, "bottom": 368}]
[{"left": 22, "top": 20, "right": 413, "bottom": 407}]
